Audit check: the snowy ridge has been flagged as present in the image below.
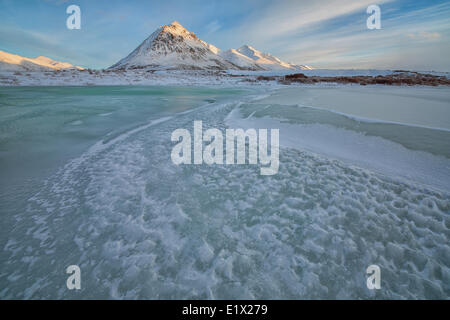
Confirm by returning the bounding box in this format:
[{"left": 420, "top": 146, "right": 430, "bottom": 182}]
[
  {"left": 0, "top": 50, "right": 84, "bottom": 72},
  {"left": 199, "top": 40, "right": 221, "bottom": 55},
  {"left": 218, "top": 49, "right": 265, "bottom": 71},
  {"left": 236, "top": 45, "right": 313, "bottom": 71}
]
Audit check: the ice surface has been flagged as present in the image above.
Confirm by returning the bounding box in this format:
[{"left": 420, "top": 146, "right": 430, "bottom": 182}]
[{"left": 0, "top": 86, "right": 449, "bottom": 299}]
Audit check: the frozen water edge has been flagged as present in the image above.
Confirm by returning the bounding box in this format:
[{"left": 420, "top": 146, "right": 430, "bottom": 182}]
[
  {"left": 227, "top": 114, "right": 450, "bottom": 193},
  {"left": 0, "top": 87, "right": 449, "bottom": 300}
]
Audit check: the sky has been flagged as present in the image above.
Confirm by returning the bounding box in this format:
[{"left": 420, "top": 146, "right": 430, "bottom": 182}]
[{"left": 0, "top": 0, "right": 449, "bottom": 70}]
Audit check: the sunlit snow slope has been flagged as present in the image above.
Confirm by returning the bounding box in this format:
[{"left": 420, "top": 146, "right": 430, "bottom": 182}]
[{"left": 0, "top": 50, "right": 84, "bottom": 72}]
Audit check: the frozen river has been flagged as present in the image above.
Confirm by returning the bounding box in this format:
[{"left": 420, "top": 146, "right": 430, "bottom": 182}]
[{"left": 0, "top": 85, "right": 449, "bottom": 299}]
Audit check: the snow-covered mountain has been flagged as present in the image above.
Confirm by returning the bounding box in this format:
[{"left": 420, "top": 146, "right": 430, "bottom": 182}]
[
  {"left": 236, "top": 45, "right": 312, "bottom": 71},
  {"left": 110, "top": 21, "right": 313, "bottom": 71},
  {"left": 0, "top": 50, "right": 84, "bottom": 72},
  {"left": 110, "top": 21, "right": 238, "bottom": 70},
  {"left": 1, "top": 22, "right": 313, "bottom": 73}
]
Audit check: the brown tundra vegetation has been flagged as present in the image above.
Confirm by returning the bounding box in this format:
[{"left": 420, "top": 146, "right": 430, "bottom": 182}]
[{"left": 257, "top": 71, "right": 450, "bottom": 86}]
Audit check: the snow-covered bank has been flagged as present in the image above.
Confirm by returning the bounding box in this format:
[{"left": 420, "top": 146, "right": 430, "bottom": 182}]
[
  {"left": 1, "top": 68, "right": 449, "bottom": 87},
  {"left": 0, "top": 70, "right": 252, "bottom": 87}
]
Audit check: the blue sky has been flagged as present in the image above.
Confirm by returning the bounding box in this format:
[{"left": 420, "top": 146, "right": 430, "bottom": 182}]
[{"left": 1, "top": 0, "right": 449, "bottom": 70}]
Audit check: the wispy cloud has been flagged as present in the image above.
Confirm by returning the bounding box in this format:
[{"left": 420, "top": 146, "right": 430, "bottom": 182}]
[
  {"left": 406, "top": 31, "right": 441, "bottom": 40},
  {"left": 218, "top": 0, "right": 395, "bottom": 44}
]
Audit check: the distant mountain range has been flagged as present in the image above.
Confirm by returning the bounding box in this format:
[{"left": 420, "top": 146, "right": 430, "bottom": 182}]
[
  {"left": 0, "top": 50, "right": 84, "bottom": 72},
  {"left": 0, "top": 21, "right": 312, "bottom": 72},
  {"left": 110, "top": 21, "right": 313, "bottom": 71}
]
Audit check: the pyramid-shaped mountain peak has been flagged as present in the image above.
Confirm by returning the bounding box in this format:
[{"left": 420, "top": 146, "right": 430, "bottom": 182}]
[{"left": 109, "top": 21, "right": 238, "bottom": 70}]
